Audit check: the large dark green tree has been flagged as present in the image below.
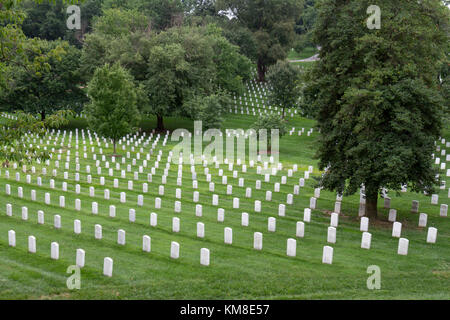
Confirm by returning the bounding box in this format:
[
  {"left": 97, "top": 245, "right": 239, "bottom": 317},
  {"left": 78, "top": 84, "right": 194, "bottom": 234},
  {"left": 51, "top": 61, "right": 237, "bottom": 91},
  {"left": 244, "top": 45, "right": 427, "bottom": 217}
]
[
  {"left": 2, "top": 39, "right": 86, "bottom": 120},
  {"left": 305, "top": 0, "right": 449, "bottom": 218},
  {"left": 0, "top": 0, "right": 76, "bottom": 165},
  {"left": 82, "top": 9, "right": 251, "bottom": 131},
  {"left": 20, "top": 0, "right": 103, "bottom": 47},
  {"left": 217, "top": 0, "right": 303, "bottom": 81},
  {"left": 145, "top": 24, "right": 252, "bottom": 130},
  {"left": 294, "top": 0, "right": 317, "bottom": 51},
  {"left": 102, "top": 0, "right": 184, "bottom": 30}
]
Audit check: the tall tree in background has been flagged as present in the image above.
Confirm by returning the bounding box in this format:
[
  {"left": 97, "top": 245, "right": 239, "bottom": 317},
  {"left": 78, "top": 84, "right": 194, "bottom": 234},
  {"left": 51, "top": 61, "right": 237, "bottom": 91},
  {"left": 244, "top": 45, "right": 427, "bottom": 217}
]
[
  {"left": 20, "top": 0, "right": 103, "bottom": 47},
  {"left": 294, "top": 0, "right": 317, "bottom": 51},
  {"left": 80, "top": 8, "right": 152, "bottom": 81},
  {"left": 86, "top": 63, "right": 141, "bottom": 154},
  {"left": 145, "top": 25, "right": 251, "bottom": 130},
  {"left": 82, "top": 11, "right": 251, "bottom": 131},
  {"left": 217, "top": 0, "right": 303, "bottom": 81},
  {"left": 306, "top": 0, "right": 449, "bottom": 218},
  {"left": 102, "top": 0, "right": 184, "bottom": 30},
  {"left": 2, "top": 39, "right": 86, "bottom": 120},
  {"left": 266, "top": 60, "right": 302, "bottom": 118}
]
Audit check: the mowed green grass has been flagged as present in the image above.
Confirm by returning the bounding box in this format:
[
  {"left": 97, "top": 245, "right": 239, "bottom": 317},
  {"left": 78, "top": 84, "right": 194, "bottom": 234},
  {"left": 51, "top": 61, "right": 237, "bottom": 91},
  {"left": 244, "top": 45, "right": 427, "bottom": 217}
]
[
  {"left": 0, "top": 110, "right": 449, "bottom": 300},
  {"left": 287, "top": 46, "right": 319, "bottom": 60}
]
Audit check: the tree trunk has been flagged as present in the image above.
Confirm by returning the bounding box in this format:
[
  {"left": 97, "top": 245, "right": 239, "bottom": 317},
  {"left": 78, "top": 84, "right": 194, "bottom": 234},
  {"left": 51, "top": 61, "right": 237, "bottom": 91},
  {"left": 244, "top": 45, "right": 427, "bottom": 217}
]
[
  {"left": 365, "top": 188, "right": 378, "bottom": 219},
  {"left": 257, "top": 59, "right": 266, "bottom": 82},
  {"left": 41, "top": 110, "right": 46, "bottom": 121},
  {"left": 113, "top": 139, "right": 116, "bottom": 155},
  {"left": 156, "top": 114, "right": 164, "bottom": 131}
]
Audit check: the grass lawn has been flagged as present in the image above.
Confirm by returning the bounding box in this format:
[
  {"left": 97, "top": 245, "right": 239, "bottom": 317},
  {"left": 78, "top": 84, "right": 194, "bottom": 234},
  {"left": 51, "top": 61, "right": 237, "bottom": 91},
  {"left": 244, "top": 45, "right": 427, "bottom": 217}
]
[
  {"left": 287, "top": 46, "right": 319, "bottom": 61},
  {"left": 0, "top": 100, "right": 449, "bottom": 300}
]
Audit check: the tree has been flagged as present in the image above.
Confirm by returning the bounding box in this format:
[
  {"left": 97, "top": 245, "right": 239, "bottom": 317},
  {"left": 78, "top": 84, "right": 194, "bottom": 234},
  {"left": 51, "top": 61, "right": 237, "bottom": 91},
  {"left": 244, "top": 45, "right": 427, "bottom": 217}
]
[
  {"left": 294, "top": 0, "right": 317, "bottom": 52},
  {"left": 184, "top": 90, "right": 232, "bottom": 129},
  {"left": 1, "top": 0, "right": 82, "bottom": 88},
  {"left": 0, "top": 0, "right": 76, "bottom": 165},
  {"left": 2, "top": 39, "right": 86, "bottom": 120},
  {"left": 266, "top": 60, "right": 302, "bottom": 118},
  {"left": 217, "top": 0, "right": 303, "bottom": 81},
  {"left": 144, "top": 25, "right": 251, "bottom": 130},
  {"left": 80, "top": 8, "right": 152, "bottom": 81},
  {"left": 82, "top": 9, "right": 251, "bottom": 131},
  {"left": 101, "top": 0, "right": 184, "bottom": 30},
  {"left": 85, "top": 64, "right": 141, "bottom": 154},
  {"left": 183, "top": 0, "right": 218, "bottom": 17},
  {"left": 305, "top": 0, "right": 449, "bottom": 218},
  {"left": 0, "top": 110, "right": 73, "bottom": 166},
  {"left": 252, "top": 113, "right": 287, "bottom": 153}
]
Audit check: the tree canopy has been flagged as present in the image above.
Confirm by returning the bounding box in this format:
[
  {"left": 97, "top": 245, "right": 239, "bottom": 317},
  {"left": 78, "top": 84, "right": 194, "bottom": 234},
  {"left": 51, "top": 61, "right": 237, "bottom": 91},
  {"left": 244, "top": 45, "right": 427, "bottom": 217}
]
[
  {"left": 86, "top": 63, "right": 141, "bottom": 154},
  {"left": 305, "top": 0, "right": 449, "bottom": 218},
  {"left": 81, "top": 9, "right": 252, "bottom": 130},
  {"left": 216, "top": 0, "right": 303, "bottom": 81},
  {"left": 2, "top": 39, "right": 86, "bottom": 120},
  {"left": 266, "top": 60, "right": 302, "bottom": 118}
]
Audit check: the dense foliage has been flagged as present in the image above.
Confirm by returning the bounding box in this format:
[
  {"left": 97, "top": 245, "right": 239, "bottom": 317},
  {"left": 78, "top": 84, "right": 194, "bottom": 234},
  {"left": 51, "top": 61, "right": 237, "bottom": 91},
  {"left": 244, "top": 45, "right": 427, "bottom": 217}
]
[
  {"left": 85, "top": 63, "right": 141, "bottom": 154},
  {"left": 305, "top": 0, "right": 449, "bottom": 218}
]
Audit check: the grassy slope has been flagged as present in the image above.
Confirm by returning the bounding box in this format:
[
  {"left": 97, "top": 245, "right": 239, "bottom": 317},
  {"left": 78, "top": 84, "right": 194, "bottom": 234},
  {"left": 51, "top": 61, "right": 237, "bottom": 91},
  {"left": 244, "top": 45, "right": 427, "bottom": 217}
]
[{"left": 0, "top": 109, "right": 448, "bottom": 300}]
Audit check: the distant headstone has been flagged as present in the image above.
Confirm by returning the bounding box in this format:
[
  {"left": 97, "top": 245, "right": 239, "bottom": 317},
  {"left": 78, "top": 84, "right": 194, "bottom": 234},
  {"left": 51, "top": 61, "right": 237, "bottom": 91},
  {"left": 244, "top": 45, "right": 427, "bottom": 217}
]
[
  {"left": 170, "top": 241, "right": 180, "bottom": 259},
  {"left": 28, "top": 236, "right": 36, "bottom": 253},
  {"left": 286, "top": 238, "right": 296, "bottom": 257},
  {"left": 150, "top": 212, "right": 157, "bottom": 227},
  {"left": 361, "top": 232, "right": 371, "bottom": 249},
  {"left": 426, "top": 227, "right": 437, "bottom": 244},
  {"left": 254, "top": 200, "right": 261, "bottom": 212},
  {"left": 74, "top": 219, "right": 81, "bottom": 234},
  {"left": 296, "top": 221, "right": 305, "bottom": 238},
  {"left": 200, "top": 248, "right": 210, "bottom": 266},
  {"left": 360, "top": 217, "right": 369, "bottom": 232},
  {"left": 172, "top": 217, "right": 180, "bottom": 233},
  {"left": 51, "top": 242, "right": 59, "bottom": 260},
  {"left": 334, "top": 202, "right": 341, "bottom": 214},
  {"left": 143, "top": 235, "right": 151, "bottom": 252},
  {"left": 103, "top": 257, "right": 113, "bottom": 277},
  {"left": 330, "top": 213, "right": 339, "bottom": 227},
  {"left": 388, "top": 209, "right": 397, "bottom": 222},
  {"left": 392, "top": 222, "right": 402, "bottom": 238},
  {"left": 304, "top": 208, "right": 311, "bottom": 222},
  {"left": 118, "top": 229, "right": 126, "bottom": 245},
  {"left": 54, "top": 215, "right": 61, "bottom": 229},
  {"left": 197, "top": 222, "right": 205, "bottom": 238},
  {"left": 254, "top": 232, "right": 263, "bottom": 250},
  {"left": 397, "top": 238, "right": 409, "bottom": 255},
  {"left": 8, "top": 230, "right": 15, "bottom": 247},
  {"left": 310, "top": 197, "right": 317, "bottom": 209},
  {"left": 327, "top": 227, "right": 336, "bottom": 244},
  {"left": 322, "top": 246, "right": 333, "bottom": 264},
  {"left": 76, "top": 248, "right": 85, "bottom": 267},
  {"left": 268, "top": 217, "right": 276, "bottom": 232},
  {"left": 224, "top": 227, "right": 233, "bottom": 244},
  {"left": 241, "top": 212, "right": 249, "bottom": 226},
  {"left": 418, "top": 213, "right": 427, "bottom": 227},
  {"left": 440, "top": 204, "right": 448, "bottom": 217}
]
